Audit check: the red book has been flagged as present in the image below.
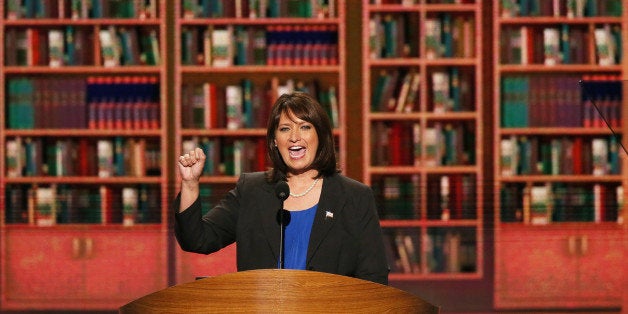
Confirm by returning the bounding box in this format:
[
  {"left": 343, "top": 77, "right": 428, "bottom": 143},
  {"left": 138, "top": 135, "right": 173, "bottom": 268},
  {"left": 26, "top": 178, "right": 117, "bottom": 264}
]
[
  {"left": 572, "top": 137, "right": 583, "bottom": 174},
  {"left": 77, "top": 139, "right": 89, "bottom": 176},
  {"left": 100, "top": 186, "right": 113, "bottom": 224},
  {"left": 256, "top": 138, "right": 267, "bottom": 171},
  {"left": 388, "top": 123, "right": 402, "bottom": 165},
  {"left": 452, "top": 175, "right": 464, "bottom": 219}
]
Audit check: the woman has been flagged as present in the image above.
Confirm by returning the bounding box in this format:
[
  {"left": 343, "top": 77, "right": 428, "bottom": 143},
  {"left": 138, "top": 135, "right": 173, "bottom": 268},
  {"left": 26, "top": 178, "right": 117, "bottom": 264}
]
[{"left": 174, "top": 92, "right": 389, "bottom": 285}]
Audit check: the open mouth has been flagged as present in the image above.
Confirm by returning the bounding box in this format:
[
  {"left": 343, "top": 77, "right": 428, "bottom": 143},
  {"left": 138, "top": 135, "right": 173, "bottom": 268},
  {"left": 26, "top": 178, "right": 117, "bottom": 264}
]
[{"left": 288, "top": 146, "right": 306, "bottom": 158}]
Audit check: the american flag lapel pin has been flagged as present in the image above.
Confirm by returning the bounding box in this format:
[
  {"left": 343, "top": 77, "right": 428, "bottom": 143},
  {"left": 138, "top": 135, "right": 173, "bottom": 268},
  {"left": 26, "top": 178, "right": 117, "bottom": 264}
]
[{"left": 325, "top": 211, "right": 334, "bottom": 220}]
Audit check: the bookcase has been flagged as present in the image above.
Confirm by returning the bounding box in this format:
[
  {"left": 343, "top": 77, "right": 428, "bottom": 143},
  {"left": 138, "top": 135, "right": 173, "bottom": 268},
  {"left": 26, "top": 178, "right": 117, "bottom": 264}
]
[
  {"left": 362, "top": 0, "right": 484, "bottom": 281},
  {"left": 493, "top": 0, "right": 627, "bottom": 310},
  {"left": 0, "top": 0, "right": 169, "bottom": 310},
  {"left": 172, "top": 0, "right": 346, "bottom": 283}
]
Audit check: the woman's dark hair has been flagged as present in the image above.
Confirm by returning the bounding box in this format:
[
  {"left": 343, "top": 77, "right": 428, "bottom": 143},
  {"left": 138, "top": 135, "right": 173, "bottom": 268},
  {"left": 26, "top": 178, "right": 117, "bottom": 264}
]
[{"left": 266, "top": 91, "right": 339, "bottom": 183}]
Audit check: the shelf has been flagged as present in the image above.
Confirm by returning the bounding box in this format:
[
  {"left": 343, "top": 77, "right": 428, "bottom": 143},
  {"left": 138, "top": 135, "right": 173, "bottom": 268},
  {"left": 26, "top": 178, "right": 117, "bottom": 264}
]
[{"left": 362, "top": 0, "right": 484, "bottom": 280}]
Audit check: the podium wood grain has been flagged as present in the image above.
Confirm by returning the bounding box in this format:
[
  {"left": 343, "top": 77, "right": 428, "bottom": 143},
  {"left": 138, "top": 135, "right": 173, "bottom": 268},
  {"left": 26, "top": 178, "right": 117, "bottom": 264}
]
[{"left": 120, "top": 269, "right": 439, "bottom": 313}]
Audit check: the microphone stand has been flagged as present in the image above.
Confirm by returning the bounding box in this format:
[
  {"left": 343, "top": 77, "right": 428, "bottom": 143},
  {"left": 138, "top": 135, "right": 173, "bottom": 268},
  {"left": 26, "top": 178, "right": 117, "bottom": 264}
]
[
  {"left": 275, "top": 181, "right": 290, "bottom": 269},
  {"left": 279, "top": 207, "right": 285, "bottom": 269}
]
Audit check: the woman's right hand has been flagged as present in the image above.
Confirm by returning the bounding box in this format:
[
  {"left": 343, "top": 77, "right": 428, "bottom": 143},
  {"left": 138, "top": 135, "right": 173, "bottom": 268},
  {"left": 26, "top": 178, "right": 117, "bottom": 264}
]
[{"left": 178, "top": 147, "right": 206, "bottom": 183}]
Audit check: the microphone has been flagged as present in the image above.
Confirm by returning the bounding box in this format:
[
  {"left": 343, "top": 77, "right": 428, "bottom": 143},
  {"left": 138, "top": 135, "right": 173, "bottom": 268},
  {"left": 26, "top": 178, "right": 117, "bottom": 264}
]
[
  {"left": 274, "top": 181, "right": 290, "bottom": 269},
  {"left": 275, "top": 181, "right": 290, "bottom": 201}
]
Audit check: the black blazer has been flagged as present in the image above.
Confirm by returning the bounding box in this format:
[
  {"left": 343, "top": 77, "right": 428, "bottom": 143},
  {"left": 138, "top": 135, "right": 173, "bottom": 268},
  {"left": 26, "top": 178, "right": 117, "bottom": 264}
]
[{"left": 174, "top": 172, "right": 389, "bottom": 285}]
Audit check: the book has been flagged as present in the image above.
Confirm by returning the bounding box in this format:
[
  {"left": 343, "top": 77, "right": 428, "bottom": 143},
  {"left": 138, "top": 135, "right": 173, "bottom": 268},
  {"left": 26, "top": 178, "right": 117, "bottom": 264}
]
[
  {"left": 432, "top": 71, "right": 451, "bottom": 112},
  {"left": 543, "top": 28, "right": 561, "bottom": 65},
  {"left": 594, "top": 25, "right": 616, "bottom": 66},
  {"left": 6, "top": 138, "right": 24, "bottom": 177},
  {"left": 99, "top": 28, "right": 120, "bottom": 67},
  {"left": 122, "top": 187, "right": 139, "bottom": 226},
  {"left": 97, "top": 140, "right": 114, "bottom": 177},
  {"left": 35, "top": 186, "right": 57, "bottom": 227},
  {"left": 591, "top": 138, "right": 608, "bottom": 175},
  {"left": 48, "top": 29, "right": 64, "bottom": 67},
  {"left": 212, "top": 27, "right": 234, "bottom": 67},
  {"left": 500, "top": 137, "right": 517, "bottom": 176},
  {"left": 529, "top": 184, "right": 552, "bottom": 225},
  {"left": 424, "top": 19, "right": 443, "bottom": 59},
  {"left": 225, "top": 85, "right": 243, "bottom": 130}
]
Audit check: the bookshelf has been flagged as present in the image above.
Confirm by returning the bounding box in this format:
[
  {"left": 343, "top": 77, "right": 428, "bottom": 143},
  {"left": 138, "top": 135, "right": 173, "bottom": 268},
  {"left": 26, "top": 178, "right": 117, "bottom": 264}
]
[
  {"left": 0, "top": 0, "right": 169, "bottom": 310},
  {"left": 362, "top": 0, "right": 484, "bottom": 281},
  {"left": 172, "top": 0, "right": 346, "bottom": 284},
  {"left": 493, "top": 0, "right": 627, "bottom": 310}
]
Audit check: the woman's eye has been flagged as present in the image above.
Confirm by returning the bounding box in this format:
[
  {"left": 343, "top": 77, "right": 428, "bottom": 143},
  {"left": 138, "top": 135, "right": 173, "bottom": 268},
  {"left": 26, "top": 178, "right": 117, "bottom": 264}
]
[
  {"left": 279, "top": 127, "right": 290, "bottom": 132},
  {"left": 301, "top": 125, "right": 312, "bottom": 130}
]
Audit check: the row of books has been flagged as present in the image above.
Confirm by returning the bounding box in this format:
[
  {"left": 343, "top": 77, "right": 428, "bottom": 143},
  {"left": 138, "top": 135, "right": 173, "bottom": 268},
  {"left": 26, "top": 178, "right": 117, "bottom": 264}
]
[
  {"left": 368, "top": 13, "right": 474, "bottom": 59},
  {"left": 500, "top": 135, "right": 622, "bottom": 177},
  {"left": 4, "top": 26, "right": 94, "bottom": 66},
  {"left": 500, "top": 24, "right": 621, "bottom": 66},
  {"left": 371, "top": 67, "right": 474, "bottom": 113},
  {"left": 500, "top": 75, "right": 622, "bottom": 128},
  {"left": 372, "top": 174, "right": 476, "bottom": 220},
  {"left": 500, "top": 183, "right": 623, "bottom": 224},
  {"left": 181, "top": 24, "right": 337, "bottom": 67},
  {"left": 372, "top": 0, "right": 474, "bottom": 4},
  {"left": 427, "top": 174, "right": 477, "bottom": 221},
  {"left": 383, "top": 228, "right": 476, "bottom": 274},
  {"left": 6, "top": 76, "right": 160, "bottom": 130},
  {"left": 500, "top": 0, "right": 622, "bottom": 18},
  {"left": 5, "top": 137, "right": 161, "bottom": 178},
  {"left": 99, "top": 26, "right": 161, "bottom": 66},
  {"left": 4, "top": 25, "right": 160, "bottom": 67},
  {"left": 6, "top": 0, "right": 158, "bottom": 19},
  {"left": 182, "top": 0, "right": 336, "bottom": 19},
  {"left": 181, "top": 78, "right": 339, "bottom": 129},
  {"left": 4, "top": 184, "right": 161, "bottom": 226},
  {"left": 182, "top": 137, "right": 268, "bottom": 176},
  {"left": 371, "top": 121, "right": 475, "bottom": 167}
]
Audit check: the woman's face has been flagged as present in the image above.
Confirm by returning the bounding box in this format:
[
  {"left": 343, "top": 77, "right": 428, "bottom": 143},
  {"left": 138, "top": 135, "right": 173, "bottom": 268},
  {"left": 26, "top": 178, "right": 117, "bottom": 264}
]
[{"left": 274, "top": 110, "right": 319, "bottom": 174}]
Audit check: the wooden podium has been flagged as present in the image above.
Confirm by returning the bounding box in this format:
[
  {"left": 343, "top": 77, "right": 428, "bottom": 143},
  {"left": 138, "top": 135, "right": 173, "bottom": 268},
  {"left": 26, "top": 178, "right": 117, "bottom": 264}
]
[{"left": 120, "top": 269, "right": 440, "bottom": 313}]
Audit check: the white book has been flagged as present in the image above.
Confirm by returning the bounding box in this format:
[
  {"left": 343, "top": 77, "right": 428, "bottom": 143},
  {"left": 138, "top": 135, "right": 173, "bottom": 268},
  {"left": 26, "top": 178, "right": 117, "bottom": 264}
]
[
  {"left": 35, "top": 187, "right": 57, "bottom": 227},
  {"left": 6, "top": 138, "right": 23, "bottom": 177},
  {"left": 48, "top": 30, "right": 65, "bottom": 67},
  {"left": 99, "top": 29, "right": 119, "bottom": 67},
  {"left": 225, "top": 85, "right": 243, "bottom": 130},
  {"left": 423, "top": 126, "right": 442, "bottom": 167},
  {"left": 500, "top": 137, "right": 517, "bottom": 176},
  {"left": 97, "top": 140, "right": 114, "bottom": 177},
  {"left": 594, "top": 26, "right": 616, "bottom": 66},
  {"left": 432, "top": 72, "right": 451, "bottom": 113},
  {"left": 212, "top": 27, "right": 233, "bottom": 67},
  {"left": 424, "top": 19, "right": 443, "bottom": 60},
  {"left": 591, "top": 138, "right": 608, "bottom": 175},
  {"left": 369, "top": 14, "right": 382, "bottom": 59},
  {"left": 122, "top": 187, "right": 138, "bottom": 226},
  {"left": 543, "top": 28, "right": 561, "bottom": 66},
  {"left": 529, "top": 184, "right": 551, "bottom": 225}
]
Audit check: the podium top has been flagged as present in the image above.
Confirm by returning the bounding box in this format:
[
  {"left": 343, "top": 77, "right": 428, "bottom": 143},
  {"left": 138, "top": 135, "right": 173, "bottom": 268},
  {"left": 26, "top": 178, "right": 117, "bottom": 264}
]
[{"left": 120, "top": 269, "right": 439, "bottom": 313}]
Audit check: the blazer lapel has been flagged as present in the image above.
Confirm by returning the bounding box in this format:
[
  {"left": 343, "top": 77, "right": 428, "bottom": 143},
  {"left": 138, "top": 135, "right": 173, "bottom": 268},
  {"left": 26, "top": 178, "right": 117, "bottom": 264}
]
[
  {"left": 259, "top": 182, "right": 282, "bottom": 262},
  {"left": 307, "top": 174, "right": 346, "bottom": 262}
]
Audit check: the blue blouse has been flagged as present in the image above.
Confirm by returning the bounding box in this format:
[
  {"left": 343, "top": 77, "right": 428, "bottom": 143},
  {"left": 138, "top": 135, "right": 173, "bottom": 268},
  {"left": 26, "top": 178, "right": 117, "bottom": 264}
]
[{"left": 283, "top": 204, "right": 318, "bottom": 270}]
